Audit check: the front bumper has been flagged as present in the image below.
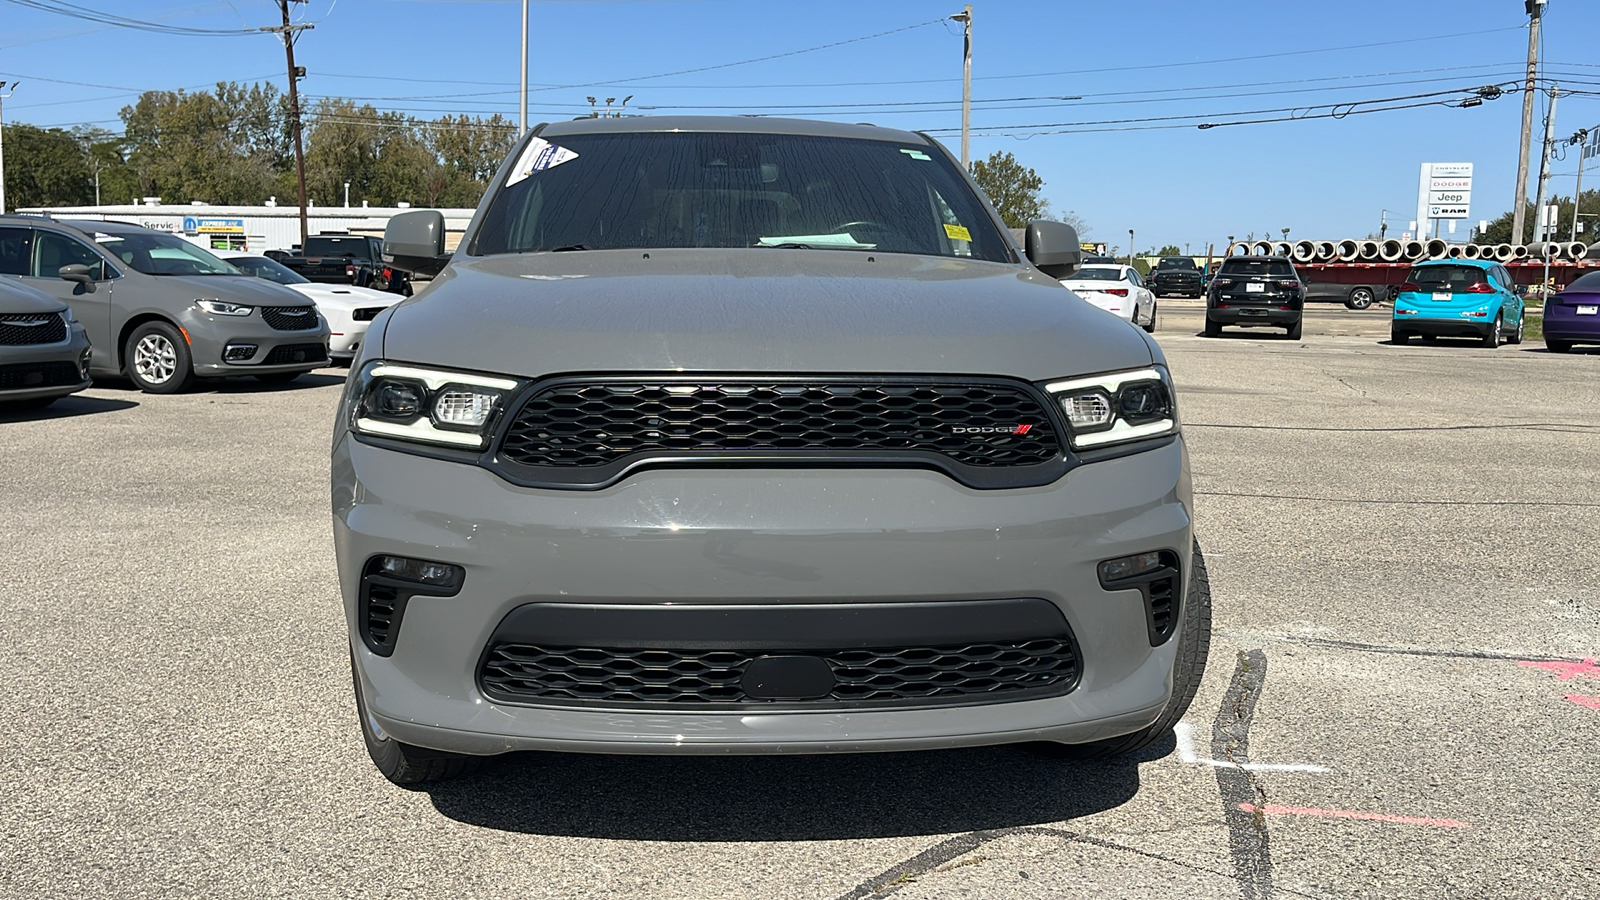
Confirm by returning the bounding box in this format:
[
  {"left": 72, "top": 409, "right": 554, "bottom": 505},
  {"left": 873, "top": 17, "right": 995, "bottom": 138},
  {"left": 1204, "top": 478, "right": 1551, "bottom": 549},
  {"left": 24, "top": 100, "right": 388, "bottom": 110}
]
[
  {"left": 334, "top": 436, "right": 1194, "bottom": 756},
  {"left": 0, "top": 322, "right": 92, "bottom": 402},
  {"left": 180, "top": 307, "right": 331, "bottom": 376}
]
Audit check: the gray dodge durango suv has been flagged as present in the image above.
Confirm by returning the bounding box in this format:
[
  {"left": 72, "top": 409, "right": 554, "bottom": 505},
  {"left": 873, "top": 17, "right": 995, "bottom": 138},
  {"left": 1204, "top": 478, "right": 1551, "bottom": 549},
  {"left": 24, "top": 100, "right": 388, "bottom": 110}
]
[
  {"left": 0, "top": 217, "right": 329, "bottom": 392},
  {"left": 333, "top": 117, "right": 1210, "bottom": 784}
]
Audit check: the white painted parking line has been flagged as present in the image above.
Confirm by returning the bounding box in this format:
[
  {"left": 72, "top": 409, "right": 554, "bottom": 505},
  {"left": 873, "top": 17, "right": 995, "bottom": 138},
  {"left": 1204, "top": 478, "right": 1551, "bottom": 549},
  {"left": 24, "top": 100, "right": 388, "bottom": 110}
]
[{"left": 1174, "top": 721, "right": 1330, "bottom": 773}]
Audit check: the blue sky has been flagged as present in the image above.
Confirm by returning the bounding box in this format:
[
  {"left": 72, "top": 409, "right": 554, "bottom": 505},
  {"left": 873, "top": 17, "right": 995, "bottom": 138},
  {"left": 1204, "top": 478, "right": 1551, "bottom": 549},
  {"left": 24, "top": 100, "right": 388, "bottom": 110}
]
[{"left": 4, "top": 0, "right": 1600, "bottom": 253}]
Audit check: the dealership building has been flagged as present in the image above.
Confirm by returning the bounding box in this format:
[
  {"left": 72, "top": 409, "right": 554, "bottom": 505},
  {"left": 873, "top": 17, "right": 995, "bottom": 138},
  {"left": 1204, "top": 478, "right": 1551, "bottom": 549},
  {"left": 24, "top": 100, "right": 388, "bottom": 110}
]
[{"left": 17, "top": 199, "right": 479, "bottom": 253}]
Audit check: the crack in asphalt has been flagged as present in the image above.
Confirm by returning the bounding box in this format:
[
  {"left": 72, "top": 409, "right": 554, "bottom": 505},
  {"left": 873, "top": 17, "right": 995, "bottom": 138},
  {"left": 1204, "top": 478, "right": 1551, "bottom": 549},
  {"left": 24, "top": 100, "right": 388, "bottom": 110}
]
[
  {"left": 1224, "top": 633, "right": 1585, "bottom": 663},
  {"left": 1213, "top": 650, "right": 1274, "bottom": 900}
]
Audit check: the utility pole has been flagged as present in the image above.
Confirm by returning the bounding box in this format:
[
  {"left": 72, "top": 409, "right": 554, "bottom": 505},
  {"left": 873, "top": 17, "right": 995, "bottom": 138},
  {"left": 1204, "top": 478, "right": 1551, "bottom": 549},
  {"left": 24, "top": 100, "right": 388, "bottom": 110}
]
[
  {"left": 0, "top": 82, "right": 14, "bottom": 215},
  {"left": 1380, "top": 209, "right": 1389, "bottom": 239},
  {"left": 1570, "top": 127, "right": 1590, "bottom": 242},
  {"left": 265, "top": 1, "right": 313, "bottom": 248},
  {"left": 1128, "top": 228, "right": 1135, "bottom": 267},
  {"left": 1532, "top": 86, "right": 1558, "bottom": 243},
  {"left": 950, "top": 5, "right": 971, "bottom": 168},
  {"left": 1513, "top": 0, "right": 1545, "bottom": 244},
  {"left": 519, "top": 0, "right": 529, "bottom": 136}
]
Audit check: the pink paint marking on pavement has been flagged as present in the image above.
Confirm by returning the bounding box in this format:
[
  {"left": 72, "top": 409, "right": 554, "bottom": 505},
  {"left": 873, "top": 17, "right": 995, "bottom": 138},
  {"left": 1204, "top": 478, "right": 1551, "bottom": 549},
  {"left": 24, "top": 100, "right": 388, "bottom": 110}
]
[
  {"left": 1238, "top": 803, "right": 1470, "bottom": 828},
  {"left": 1517, "top": 658, "right": 1600, "bottom": 681},
  {"left": 1565, "top": 694, "right": 1600, "bottom": 710}
]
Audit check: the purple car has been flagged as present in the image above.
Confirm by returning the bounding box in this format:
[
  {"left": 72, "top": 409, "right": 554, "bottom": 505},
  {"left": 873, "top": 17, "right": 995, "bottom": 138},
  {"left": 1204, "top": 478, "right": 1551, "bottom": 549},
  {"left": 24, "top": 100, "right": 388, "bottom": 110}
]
[{"left": 1546, "top": 271, "right": 1600, "bottom": 353}]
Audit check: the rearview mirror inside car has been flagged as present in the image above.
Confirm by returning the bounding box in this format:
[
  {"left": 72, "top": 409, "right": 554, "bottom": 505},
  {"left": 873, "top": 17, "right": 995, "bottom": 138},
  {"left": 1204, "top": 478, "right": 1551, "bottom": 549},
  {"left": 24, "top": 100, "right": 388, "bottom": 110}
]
[
  {"left": 1024, "top": 220, "right": 1083, "bottom": 279},
  {"left": 58, "top": 263, "right": 97, "bottom": 293},
  {"left": 383, "top": 210, "right": 450, "bottom": 277}
]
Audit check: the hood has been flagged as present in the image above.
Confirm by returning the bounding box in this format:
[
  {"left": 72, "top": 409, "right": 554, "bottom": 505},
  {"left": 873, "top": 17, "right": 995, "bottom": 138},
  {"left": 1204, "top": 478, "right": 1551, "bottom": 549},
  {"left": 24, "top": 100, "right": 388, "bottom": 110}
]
[
  {"left": 0, "top": 277, "right": 69, "bottom": 314},
  {"left": 161, "top": 275, "right": 314, "bottom": 307},
  {"left": 381, "top": 250, "right": 1155, "bottom": 382},
  {"left": 287, "top": 283, "right": 398, "bottom": 312}
]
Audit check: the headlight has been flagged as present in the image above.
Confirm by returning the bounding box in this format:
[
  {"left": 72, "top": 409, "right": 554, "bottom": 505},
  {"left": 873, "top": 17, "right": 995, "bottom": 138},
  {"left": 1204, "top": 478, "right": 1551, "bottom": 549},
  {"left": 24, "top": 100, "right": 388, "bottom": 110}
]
[
  {"left": 350, "top": 361, "right": 520, "bottom": 449},
  {"left": 1044, "top": 366, "right": 1177, "bottom": 449},
  {"left": 195, "top": 299, "right": 253, "bottom": 316}
]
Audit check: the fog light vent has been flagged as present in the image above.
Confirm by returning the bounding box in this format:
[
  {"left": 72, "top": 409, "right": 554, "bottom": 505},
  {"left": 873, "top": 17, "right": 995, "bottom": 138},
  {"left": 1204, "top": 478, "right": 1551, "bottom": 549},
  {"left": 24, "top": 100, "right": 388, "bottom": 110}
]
[
  {"left": 358, "top": 555, "right": 465, "bottom": 656},
  {"left": 1097, "top": 549, "right": 1182, "bottom": 646},
  {"left": 223, "top": 343, "right": 257, "bottom": 362}
]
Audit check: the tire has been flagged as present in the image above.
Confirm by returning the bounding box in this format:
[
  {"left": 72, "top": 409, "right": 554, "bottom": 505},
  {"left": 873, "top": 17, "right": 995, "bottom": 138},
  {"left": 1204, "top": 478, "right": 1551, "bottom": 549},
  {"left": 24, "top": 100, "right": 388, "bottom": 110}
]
[
  {"left": 1507, "top": 314, "right": 1524, "bottom": 345},
  {"left": 352, "top": 650, "right": 484, "bottom": 785},
  {"left": 1202, "top": 317, "right": 1222, "bottom": 337},
  {"left": 1031, "top": 541, "right": 1213, "bottom": 759},
  {"left": 254, "top": 371, "right": 304, "bottom": 385},
  {"left": 124, "top": 321, "right": 195, "bottom": 394},
  {"left": 1482, "top": 314, "right": 1502, "bottom": 349},
  {"left": 1547, "top": 339, "right": 1572, "bottom": 354},
  {"left": 1391, "top": 328, "right": 1409, "bottom": 345},
  {"left": 1143, "top": 301, "right": 1158, "bottom": 334},
  {"left": 1344, "top": 287, "right": 1376, "bottom": 310},
  {"left": 1286, "top": 317, "right": 1303, "bottom": 340}
]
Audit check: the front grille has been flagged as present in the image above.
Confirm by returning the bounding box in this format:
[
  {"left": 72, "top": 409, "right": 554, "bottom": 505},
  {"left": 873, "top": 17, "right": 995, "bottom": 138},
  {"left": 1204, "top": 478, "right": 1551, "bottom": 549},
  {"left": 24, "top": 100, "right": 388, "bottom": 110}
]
[
  {"left": 351, "top": 307, "right": 385, "bottom": 322},
  {"left": 260, "top": 306, "right": 320, "bottom": 330},
  {"left": 261, "top": 342, "right": 327, "bottom": 365},
  {"left": 480, "top": 638, "right": 1078, "bottom": 709},
  {"left": 0, "top": 360, "right": 81, "bottom": 390},
  {"left": 499, "top": 378, "right": 1062, "bottom": 469},
  {"left": 0, "top": 313, "right": 67, "bottom": 346}
]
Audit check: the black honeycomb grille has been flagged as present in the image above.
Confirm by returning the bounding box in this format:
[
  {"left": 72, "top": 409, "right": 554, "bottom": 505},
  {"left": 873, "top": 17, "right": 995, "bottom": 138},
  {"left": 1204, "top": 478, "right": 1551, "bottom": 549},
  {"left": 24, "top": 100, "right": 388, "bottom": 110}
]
[
  {"left": 480, "top": 639, "right": 1078, "bottom": 709},
  {"left": 0, "top": 313, "right": 67, "bottom": 346},
  {"left": 0, "top": 361, "right": 81, "bottom": 390},
  {"left": 260, "top": 306, "right": 320, "bottom": 330},
  {"left": 499, "top": 379, "right": 1062, "bottom": 469}
]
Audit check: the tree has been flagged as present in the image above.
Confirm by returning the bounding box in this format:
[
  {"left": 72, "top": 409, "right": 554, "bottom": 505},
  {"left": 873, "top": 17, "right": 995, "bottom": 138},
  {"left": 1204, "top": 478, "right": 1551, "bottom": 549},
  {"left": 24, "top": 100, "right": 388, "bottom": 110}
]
[
  {"left": 1475, "top": 191, "right": 1598, "bottom": 245},
  {"left": 120, "top": 83, "right": 288, "bottom": 204},
  {"left": 1155, "top": 244, "right": 1183, "bottom": 257},
  {"left": 970, "top": 150, "right": 1050, "bottom": 227},
  {"left": 2, "top": 124, "right": 94, "bottom": 210}
]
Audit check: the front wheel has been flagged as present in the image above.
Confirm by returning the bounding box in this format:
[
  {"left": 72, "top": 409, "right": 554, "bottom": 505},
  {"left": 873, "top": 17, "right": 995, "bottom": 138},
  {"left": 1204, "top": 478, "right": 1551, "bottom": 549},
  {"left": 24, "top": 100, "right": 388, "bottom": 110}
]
[
  {"left": 352, "top": 651, "right": 484, "bottom": 785},
  {"left": 1482, "top": 314, "right": 1502, "bottom": 349},
  {"left": 125, "top": 321, "right": 196, "bottom": 394},
  {"left": 1345, "top": 287, "right": 1376, "bottom": 310},
  {"left": 1031, "top": 541, "right": 1213, "bottom": 759}
]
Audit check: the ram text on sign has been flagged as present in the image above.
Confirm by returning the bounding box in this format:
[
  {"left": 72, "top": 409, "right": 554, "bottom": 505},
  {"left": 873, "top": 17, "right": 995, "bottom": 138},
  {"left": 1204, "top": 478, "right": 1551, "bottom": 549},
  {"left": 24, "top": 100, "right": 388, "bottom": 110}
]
[{"left": 1429, "top": 205, "right": 1470, "bottom": 218}]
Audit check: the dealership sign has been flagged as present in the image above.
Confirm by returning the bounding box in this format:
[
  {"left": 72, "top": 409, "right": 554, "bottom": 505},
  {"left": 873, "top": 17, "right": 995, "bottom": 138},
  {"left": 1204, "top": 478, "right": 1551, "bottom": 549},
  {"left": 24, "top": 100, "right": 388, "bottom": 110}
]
[
  {"left": 181, "top": 217, "right": 245, "bottom": 234},
  {"left": 1417, "top": 162, "right": 1472, "bottom": 231}
]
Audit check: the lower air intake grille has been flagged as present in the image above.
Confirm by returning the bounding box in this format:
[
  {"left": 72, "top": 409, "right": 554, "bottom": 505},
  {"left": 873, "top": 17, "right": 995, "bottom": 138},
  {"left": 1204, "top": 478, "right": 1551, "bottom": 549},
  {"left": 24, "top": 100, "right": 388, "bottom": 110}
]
[
  {"left": 261, "top": 343, "right": 327, "bottom": 365},
  {"left": 480, "top": 638, "right": 1079, "bottom": 709},
  {"left": 0, "top": 361, "right": 81, "bottom": 390}
]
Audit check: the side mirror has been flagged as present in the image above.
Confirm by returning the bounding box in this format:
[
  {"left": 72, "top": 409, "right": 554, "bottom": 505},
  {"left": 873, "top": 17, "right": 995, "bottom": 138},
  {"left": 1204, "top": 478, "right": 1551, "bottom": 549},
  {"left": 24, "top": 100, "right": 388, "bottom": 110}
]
[
  {"left": 383, "top": 210, "right": 450, "bottom": 277},
  {"left": 1514, "top": 285, "right": 1527, "bottom": 296},
  {"left": 59, "top": 263, "right": 97, "bottom": 293},
  {"left": 1023, "top": 220, "right": 1083, "bottom": 279}
]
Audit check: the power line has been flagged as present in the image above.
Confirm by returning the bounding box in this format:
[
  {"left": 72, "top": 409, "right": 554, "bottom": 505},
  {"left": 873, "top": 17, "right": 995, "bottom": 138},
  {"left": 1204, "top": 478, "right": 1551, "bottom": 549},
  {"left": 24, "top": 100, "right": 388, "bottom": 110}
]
[{"left": 0, "top": 0, "right": 262, "bottom": 36}]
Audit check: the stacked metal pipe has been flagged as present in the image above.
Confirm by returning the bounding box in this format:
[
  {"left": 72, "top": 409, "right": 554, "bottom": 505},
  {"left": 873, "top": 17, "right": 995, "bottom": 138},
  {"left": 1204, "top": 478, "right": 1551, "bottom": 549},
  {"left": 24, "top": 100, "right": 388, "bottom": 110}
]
[{"left": 1224, "top": 239, "right": 1600, "bottom": 263}]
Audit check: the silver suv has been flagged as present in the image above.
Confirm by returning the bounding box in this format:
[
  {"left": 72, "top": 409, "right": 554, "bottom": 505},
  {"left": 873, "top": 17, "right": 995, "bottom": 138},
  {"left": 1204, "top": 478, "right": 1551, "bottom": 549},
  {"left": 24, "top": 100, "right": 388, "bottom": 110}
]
[
  {"left": 0, "top": 217, "right": 329, "bottom": 392},
  {"left": 333, "top": 117, "right": 1209, "bottom": 784}
]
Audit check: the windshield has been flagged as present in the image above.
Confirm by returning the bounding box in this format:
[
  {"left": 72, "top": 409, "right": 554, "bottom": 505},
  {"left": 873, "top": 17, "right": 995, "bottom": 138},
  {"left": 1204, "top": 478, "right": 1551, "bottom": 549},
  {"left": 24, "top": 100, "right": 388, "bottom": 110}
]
[
  {"left": 1070, "top": 267, "right": 1126, "bottom": 282},
  {"left": 1408, "top": 265, "right": 1488, "bottom": 291},
  {"left": 230, "top": 256, "right": 309, "bottom": 285},
  {"left": 1566, "top": 271, "right": 1600, "bottom": 292},
  {"left": 93, "top": 231, "right": 241, "bottom": 276},
  {"left": 473, "top": 131, "right": 1011, "bottom": 262},
  {"left": 1155, "top": 258, "right": 1196, "bottom": 269},
  {"left": 303, "top": 236, "right": 368, "bottom": 258},
  {"left": 1220, "top": 258, "right": 1294, "bottom": 277}
]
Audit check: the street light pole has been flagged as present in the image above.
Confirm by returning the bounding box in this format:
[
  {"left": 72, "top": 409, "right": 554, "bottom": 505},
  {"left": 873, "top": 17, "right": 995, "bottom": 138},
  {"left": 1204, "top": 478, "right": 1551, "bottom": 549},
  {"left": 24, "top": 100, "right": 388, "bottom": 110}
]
[
  {"left": 519, "top": 0, "right": 529, "bottom": 136},
  {"left": 950, "top": 5, "right": 971, "bottom": 168},
  {"left": 1532, "top": 85, "right": 1559, "bottom": 243},
  {"left": 0, "top": 81, "right": 15, "bottom": 215},
  {"left": 1570, "top": 128, "right": 1590, "bottom": 243}
]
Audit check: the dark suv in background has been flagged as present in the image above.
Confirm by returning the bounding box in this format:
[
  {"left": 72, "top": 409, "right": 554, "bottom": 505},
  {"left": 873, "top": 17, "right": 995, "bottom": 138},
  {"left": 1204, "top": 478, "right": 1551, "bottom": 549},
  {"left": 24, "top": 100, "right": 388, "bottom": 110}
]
[
  {"left": 283, "top": 233, "right": 411, "bottom": 295},
  {"left": 1204, "top": 255, "right": 1305, "bottom": 340},
  {"left": 1147, "top": 257, "right": 1203, "bottom": 298}
]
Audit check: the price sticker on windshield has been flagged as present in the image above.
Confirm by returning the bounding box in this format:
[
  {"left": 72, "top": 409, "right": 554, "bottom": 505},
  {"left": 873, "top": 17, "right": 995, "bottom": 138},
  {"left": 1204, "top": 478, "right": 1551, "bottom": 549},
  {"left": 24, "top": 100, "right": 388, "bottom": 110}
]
[
  {"left": 506, "top": 137, "right": 579, "bottom": 186},
  {"left": 944, "top": 224, "right": 972, "bottom": 242}
]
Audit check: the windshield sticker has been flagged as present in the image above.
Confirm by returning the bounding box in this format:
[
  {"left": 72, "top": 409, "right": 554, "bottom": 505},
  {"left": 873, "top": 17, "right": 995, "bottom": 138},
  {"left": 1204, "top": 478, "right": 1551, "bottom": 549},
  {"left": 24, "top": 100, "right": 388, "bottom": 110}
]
[
  {"left": 94, "top": 233, "right": 122, "bottom": 242},
  {"left": 757, "top": 233, "right": 877, "bottom": 249},
  {"left": 506, "top": 137, "right": 579, "bottom": 186},
  {"left": 944, "top": 224, "right": 972, "bottom": 242},
  {"left": 900, "top": 149, "right": 932, "bottom": 161}
]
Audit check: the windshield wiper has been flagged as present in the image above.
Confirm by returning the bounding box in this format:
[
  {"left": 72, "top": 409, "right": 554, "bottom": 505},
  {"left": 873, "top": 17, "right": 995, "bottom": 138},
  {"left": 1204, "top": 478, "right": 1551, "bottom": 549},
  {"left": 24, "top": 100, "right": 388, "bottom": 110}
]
[{"left": 550, "top": 244, "right": 591, "bottom": 252}]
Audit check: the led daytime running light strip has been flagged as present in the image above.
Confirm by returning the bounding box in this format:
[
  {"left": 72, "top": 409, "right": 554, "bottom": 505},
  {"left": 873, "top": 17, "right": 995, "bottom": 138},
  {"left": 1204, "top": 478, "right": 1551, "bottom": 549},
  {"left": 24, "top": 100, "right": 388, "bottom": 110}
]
[
  {"left": 1043, "top": 367, "right": 1163, "bottom": 395},
  {"left": 354, "top": 417, "right": 489, "bottom": 447},
  {"left": 368, "top": 364, "right": 518, "bottom": 392}
]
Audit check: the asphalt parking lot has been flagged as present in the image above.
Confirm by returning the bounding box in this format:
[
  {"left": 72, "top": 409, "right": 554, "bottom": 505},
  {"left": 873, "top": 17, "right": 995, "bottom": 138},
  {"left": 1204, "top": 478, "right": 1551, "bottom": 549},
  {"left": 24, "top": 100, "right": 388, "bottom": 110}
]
[{"left": 3, "top": 302, "right": 1598, "bottom": 899}]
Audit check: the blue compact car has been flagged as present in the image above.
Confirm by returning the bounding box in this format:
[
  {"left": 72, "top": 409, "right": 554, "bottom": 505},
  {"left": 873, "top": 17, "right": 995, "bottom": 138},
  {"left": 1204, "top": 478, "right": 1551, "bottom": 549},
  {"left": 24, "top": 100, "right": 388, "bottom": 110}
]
[{"left": 1390, "top": 259, "right": 1525, "bottom": 348}]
